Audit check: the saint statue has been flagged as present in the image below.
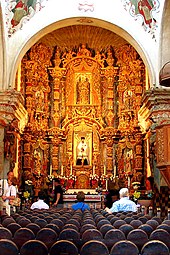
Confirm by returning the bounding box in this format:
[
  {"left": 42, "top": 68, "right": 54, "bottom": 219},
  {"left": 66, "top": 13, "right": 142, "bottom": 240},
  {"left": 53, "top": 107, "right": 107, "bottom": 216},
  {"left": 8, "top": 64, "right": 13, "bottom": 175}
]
[
  {"left": 76, "top": 77, "right": 90, "bottom": 104},
  {"left": 76, "top": 137, "right": 89, "bottom": 165}
]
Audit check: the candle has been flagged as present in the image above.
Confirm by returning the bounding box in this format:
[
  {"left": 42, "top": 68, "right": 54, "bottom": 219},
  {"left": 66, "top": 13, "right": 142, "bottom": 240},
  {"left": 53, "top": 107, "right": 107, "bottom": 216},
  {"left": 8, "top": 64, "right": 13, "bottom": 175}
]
[
  {"left": 70, "top": 165, "right": 73, "bottom": 175},
  {"left": 114, "top": 165, "right": 116, "bottom": 178},
  {"left": 50, "top": 164, "right": 52, "bottom": 176},
  {"left": 52, "top": 179, "right": 55, "bottom": 190},
  {"left": 128, "top": 176, "right": 130, "bottom": 188},
  {"left": 106, "top": 178, "right": 108, "bottom": 190},
  {"left": 61, "top": 165, "right": 63, "bottom": 176},
  {"left": 104, "top": 165, "right": 106, "bottom": 175},
  {"left": 93, "top": 165, "right": 95, "bottom": 175}
]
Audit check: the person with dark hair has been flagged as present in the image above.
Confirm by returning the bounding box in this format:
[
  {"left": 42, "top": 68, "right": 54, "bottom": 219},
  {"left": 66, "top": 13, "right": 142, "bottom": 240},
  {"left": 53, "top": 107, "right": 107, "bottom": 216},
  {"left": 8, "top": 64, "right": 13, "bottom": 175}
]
[
  {"left": 2, "top": 175, "right": 17, "bottom": 215},
  {"left": 30, "top": 190, "right": 49, "bottom": 210},
  {"left": 72, "top": 191, "right": 90, "bottom": 212},
  {"left": 53, "top": 178, "right": 63, "bottom": 208},
  {"left": 0, "top": 171, "right": 14, "bottom": 196}
]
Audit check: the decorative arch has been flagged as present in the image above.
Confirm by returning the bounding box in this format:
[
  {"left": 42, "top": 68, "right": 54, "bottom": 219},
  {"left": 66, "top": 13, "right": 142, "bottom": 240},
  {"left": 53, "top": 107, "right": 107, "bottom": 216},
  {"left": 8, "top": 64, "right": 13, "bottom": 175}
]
[{"left": 8, "top": 14, "right": 155, "bottom": 90}]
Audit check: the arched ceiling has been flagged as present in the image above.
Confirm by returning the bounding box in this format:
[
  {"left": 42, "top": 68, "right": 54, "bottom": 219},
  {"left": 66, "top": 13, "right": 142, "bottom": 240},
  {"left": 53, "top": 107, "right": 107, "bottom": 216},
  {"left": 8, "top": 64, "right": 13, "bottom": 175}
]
[{"left": 38, "top": 25, "right": 128, "bottom": 51}]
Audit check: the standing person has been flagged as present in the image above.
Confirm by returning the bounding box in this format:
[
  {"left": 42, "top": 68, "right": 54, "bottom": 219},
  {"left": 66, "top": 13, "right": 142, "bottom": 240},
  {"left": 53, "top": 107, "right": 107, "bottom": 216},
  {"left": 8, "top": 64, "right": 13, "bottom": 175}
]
[
  {"left": 2, "top": 176, "right": 17, "bottom": 215},
  {"left": 53, "top": 178, "right": 63, "bottom": 208},
  {"left": 30, "top": 191, "right": 49, "bottom": 210},
  {"left": 0, "top": 171, "right": 14, "bottom": 196},
  {"left": 105, "top": 188, "right": 137, "bottom": 213},
  {"left": 72, "top": 191, "right": 90, "bottom": 212}
]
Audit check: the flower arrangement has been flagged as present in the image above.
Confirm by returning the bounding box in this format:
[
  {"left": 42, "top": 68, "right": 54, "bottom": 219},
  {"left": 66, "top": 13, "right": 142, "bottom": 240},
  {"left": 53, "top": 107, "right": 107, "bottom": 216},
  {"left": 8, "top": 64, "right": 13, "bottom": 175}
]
[
  {"left": 132, "top": 181, "right": 141, "bottom": 190},
  {"left": 68, "top": 175, "right": 76, "bottom": 180},
  {"left": 132, "top": 190, "right": 154, "bottom": 202},
  {"left": 48, "top": 175, "right": 54, "bottom": 182},
  {"left": 90, "top": 174, "right": 99, "bottom": 180},
  {"left": 133, "top": 190, "right": 141, "bottom": 201},
  {"left": 23, "top": 191, "right": 30, "bottom": 199},
  {"left": 25, "top": 180, "right": 33, "bottom": 185},
  {"left": 100, "top": 174, "right": 107, "bottom": 180}
]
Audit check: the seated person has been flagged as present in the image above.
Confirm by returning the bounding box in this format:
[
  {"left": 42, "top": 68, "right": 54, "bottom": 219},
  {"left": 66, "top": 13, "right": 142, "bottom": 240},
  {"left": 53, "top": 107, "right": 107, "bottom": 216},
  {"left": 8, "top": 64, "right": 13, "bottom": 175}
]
[
  {"left": 30, "top": 191, "right": 49, "bottom": 210},
  {"left": 72, "top": 191, "right": 90, "bottom": 212},
  {"left": 105, "top": 187, "right": 137, "bottom": 213}
]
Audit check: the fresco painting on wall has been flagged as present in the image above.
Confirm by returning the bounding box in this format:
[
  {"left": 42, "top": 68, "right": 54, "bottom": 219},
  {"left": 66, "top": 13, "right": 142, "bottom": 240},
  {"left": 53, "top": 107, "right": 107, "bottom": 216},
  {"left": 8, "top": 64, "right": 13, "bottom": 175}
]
[
  {"left": 5, "top": 0, "right": 49, "bottom": 36},
  {"left": 122, "top": 0, "right": 160, "bottom": 39}
]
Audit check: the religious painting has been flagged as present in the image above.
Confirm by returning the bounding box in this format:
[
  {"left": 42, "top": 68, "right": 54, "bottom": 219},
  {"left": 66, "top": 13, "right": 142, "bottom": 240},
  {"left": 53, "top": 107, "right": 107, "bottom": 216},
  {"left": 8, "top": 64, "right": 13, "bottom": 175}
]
[
  {"left": 73, "top": 132, "right": 92, "bottom": 166},
  {"left": 5, "top": 0, "right": 48, "bottom": 36},
  {"left": 74, "top": 73, "right": 92, "bottom": 105},
  {"left": 77, "top": 174, "right": 89, "bottom": 189},
  {"left": 122, "top": 0, "right": 160, "bottom": 39}
]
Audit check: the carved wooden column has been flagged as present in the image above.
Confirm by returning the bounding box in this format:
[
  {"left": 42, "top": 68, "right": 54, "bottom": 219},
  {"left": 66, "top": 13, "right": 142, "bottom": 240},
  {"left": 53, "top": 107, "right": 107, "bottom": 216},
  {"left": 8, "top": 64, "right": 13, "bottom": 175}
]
[
  {"left": 23, "top": 139, "right": 32, "bottom": 174},
  {"left": 134, "top": 130, "right": 143, "bottom": 182},
  {"left": 49, "top": 48, "right": 65, "bottom": 128},
  {"left": 0, "top": 125, "right": 5, "bottom": 178},
  {"left": 156, "top": 124, "right": 170, "bottom": 187},
  {"left": 139, "top": 88, "right": 170, "bottom": 188},
  {"left": 48, "top": 127, "right": 63, "bottom": 174},
  {"left": 104, "top": 127, "right": 115, "bottom": 176},
  {"left": 103, "top": 65, "right": 118, "bottom": 127}
]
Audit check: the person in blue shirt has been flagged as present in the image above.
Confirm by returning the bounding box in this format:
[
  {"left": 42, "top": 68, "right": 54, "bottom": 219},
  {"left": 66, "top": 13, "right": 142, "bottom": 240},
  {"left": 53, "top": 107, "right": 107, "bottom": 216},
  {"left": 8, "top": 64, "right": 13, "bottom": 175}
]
[
  {"left": 72, "top": 191, "right": 90, "bottom": 212},
  {"left": 105, "top": 187, "right": 137, "bottom": 213}
]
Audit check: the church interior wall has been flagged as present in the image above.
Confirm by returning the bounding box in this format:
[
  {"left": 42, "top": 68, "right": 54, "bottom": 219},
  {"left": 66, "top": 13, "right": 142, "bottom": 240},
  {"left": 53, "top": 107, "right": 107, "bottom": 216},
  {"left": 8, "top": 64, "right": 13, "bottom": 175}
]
[{"left": 4, "top": 0, "right": 162, "bottom": 90}]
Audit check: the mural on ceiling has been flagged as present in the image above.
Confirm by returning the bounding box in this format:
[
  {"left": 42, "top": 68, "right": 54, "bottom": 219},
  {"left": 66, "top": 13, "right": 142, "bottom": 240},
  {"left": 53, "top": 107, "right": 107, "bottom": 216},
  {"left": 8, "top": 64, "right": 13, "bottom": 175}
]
[
  {"left": 122, "top": 0, "right": 160, "bottom": 39},
  {"left": 5, "top": 0, "right": 49, "bottom": 37}
]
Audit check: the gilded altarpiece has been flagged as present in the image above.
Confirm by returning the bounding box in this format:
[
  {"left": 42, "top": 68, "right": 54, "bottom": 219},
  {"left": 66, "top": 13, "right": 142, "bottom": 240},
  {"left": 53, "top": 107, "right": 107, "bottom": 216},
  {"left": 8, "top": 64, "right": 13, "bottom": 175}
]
[{"left": 21, "top": 42, "right": 145, "bottom": 191}]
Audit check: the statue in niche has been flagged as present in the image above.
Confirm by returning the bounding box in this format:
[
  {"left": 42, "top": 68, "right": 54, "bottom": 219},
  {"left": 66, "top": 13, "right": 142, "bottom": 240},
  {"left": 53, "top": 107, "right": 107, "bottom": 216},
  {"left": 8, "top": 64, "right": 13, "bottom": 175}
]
[
  {"left": 77, "top": 44, "right": 91, "bottom": 57},
  {"left": 76, "top": 77, "right": 90, "bottom": 104},
  {"left": 123, "top": 90, "right": 133, "bottom": 110},
  {"left": 35, "top": 89, "right": 44, "bottom": 112},
  {"left": 124, "top": 148, "right": 133, "bottom": 175},
  {"left": 34, "top": 150, "right": 42, "bottom": 176},
  {"left": 76, "top": 137, "right": 89, "bottom": 165}
]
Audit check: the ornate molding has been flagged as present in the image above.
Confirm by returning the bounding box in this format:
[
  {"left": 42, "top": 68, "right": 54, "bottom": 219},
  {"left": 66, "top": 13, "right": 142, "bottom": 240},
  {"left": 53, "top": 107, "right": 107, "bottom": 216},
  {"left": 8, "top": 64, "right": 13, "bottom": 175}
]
[{"left": 0, "top": 90, "right": 28, "bottom": 131}]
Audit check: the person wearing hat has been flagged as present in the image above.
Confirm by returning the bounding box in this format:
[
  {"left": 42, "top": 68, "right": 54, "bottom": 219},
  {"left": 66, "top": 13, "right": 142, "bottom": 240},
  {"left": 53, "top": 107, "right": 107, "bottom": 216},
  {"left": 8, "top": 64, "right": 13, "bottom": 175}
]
[
  {"left": 53, "top": 178, "right": 63, "bottom": 208},
  {"left": 105, "top": 187, "right": 137, "bottom": 213}
]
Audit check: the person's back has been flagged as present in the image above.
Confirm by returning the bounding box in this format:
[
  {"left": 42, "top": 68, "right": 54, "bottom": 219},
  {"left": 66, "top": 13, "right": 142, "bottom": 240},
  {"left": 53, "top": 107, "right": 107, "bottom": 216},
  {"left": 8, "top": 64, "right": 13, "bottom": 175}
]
[
  {"left": 31, "top": 191, "right": 49, "bottom": 210},
  {"left": 72, "top": 191, "right": 90, "bottom": 212},
  {"left": 105, "top": 188, "right": 137, "bottom": 213}
]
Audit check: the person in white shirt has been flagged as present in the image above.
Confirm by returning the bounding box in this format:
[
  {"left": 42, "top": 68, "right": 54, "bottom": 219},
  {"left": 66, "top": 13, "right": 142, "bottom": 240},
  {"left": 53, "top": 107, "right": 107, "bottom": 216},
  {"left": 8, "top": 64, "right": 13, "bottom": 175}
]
[
  {"left": 105, "top": 188, "right": 137, "bottom": 213},
  {"left": 2, "top": 176, "right": 17, "bottom": 203},
  {"left": 31, "top": 191, "right": 49, "bottom": 210},
  {"left": 2, "top": 176, "right": 17, "bottom": 215},
  {"left": 0, "top": 171, "right": 14, "bottom": 196}
]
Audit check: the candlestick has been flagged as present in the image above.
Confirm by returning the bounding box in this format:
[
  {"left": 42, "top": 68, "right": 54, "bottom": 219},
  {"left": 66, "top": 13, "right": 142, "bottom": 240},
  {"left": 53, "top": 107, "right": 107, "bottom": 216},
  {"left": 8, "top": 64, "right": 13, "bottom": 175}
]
[
  {"left": 104, "top": 165, "right": 106, "bottom": 175},
  {"left": 93, "top": 165, "right": 95, "bottom": 175},
  {"left": 114, "top": 165, "right": 116, "bottom": 178},
  {"left": 50, "top": 164, "right": 52, "bottom": 176},
  {"left": 61, "top": 165, "right": 63, "bottom": 176},
  {"left": 52, "top": 179, "right": 55, "bottom": 190},
  {"left": 106, "top": 178, "right": 108, "bottom": 191},
  {"left": 128, "top": 176, "right": 130, "bottom": 188}
]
